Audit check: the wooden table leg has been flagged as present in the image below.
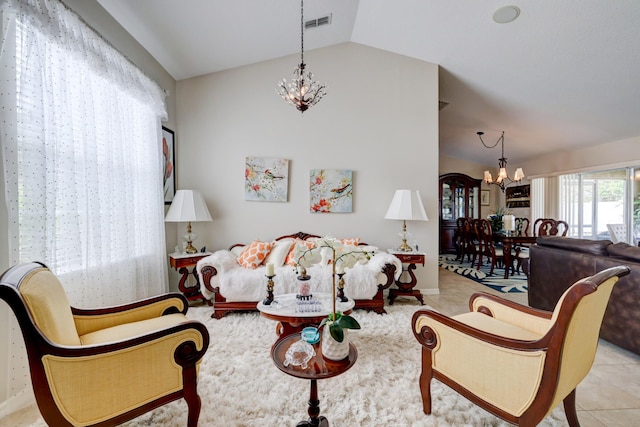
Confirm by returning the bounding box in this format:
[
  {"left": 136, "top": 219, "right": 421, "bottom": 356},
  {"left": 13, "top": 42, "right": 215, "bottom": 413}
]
[
  {"left": 388, "top": 263, "right": 424, "bottom": 305},
  {"left": 297, "top": 379, "right": 328, "bottom": 427},
  {"left": 178, "top": 266, "right": 212, "bottom": 306},
  {"left": 502, "top": 241, "right": 513, "bottom": 280}
]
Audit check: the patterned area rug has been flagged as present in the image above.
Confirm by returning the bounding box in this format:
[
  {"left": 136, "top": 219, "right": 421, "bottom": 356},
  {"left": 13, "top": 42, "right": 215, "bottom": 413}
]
[{"left": 438, "top": 254, "right": 528, "bottom": 293}]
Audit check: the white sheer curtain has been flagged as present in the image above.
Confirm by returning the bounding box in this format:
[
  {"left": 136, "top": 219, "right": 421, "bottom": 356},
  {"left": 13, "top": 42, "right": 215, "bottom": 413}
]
[
  {"left": 0, "top": 0, "right": 168, "bottom": 415},
  {"left": 559, "top": 174, "right": 580, "bottom": 237},
  {"left": 530, "top": 177, "right": 545, "bottom": 227}
]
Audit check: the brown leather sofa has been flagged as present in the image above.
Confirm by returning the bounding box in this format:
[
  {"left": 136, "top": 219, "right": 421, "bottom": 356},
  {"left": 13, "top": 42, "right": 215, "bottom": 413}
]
[{"left": 527, "top": 236, "right": 640, "bottom": 356}]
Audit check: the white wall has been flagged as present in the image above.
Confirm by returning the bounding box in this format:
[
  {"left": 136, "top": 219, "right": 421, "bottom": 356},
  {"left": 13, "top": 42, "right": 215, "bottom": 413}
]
[
  {"left": 174, "top": 42, "right": 440, "bottom": 293},
  {"left": 519, "top": 135, "right": 640, "bottom": 177}
]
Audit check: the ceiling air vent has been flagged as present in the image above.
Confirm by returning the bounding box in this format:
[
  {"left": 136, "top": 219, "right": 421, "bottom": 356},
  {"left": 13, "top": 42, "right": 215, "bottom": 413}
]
[{"left": 305, "top": 14, "right": 332, "bottom": 30}]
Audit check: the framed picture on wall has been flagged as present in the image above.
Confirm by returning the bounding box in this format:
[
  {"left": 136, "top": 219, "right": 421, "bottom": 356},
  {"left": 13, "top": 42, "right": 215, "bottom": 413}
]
[
  {"left": 162, "top": 126, "right": 175, "bottom": 205},
  {"left": 481, "top": 189, "right": 490, "bottom": 206},
  {"left": 244, "top": 156, "right": 290, "bottom": 202},
  {"left": 309, "top": 169, "right": 353, "bottom": 213},
  {"left": 506, "top": 184, "right": 531, "bottom": 208}
]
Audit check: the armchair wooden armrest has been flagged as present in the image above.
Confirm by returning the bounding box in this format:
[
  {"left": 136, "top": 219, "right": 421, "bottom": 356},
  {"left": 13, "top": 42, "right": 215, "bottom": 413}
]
[
  {"left": 49, "top": 320, "right": 209, "bottom": 357},
  {"left": 412, "top": 308, "right": 548, "bottom": 352},
  {"left": 411, "top": 266, "right": 630, "bottom": 427},
  {"left": 38, "top": 320, "right": 209, "bottom": 426},
  {"left": 72, "top": 293, "right": 188, "bottom": 335},
  {"left": 0, "top": 262, "right": 210, "bottom": 427},
  {"left": 468, "top": 292, "right": 553, "bottom": 336},
  {"left": 412, "top": 308, "right": 549, "bottom": 418}
]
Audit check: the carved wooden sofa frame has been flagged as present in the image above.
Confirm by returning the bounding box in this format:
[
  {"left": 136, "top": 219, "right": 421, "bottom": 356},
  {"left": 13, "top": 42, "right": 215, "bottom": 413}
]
[{"left": 200, "top": 231, "right": 397, "bottom": 319}]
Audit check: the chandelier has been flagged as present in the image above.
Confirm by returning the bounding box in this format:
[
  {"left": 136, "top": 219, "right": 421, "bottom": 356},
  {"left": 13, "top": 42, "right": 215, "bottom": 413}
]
[
  {"left": 478, "top": 131, "right": 524, "bottom": 191},
  {"left": 276, "top": 0, "right": 326, "bottom": 113}
]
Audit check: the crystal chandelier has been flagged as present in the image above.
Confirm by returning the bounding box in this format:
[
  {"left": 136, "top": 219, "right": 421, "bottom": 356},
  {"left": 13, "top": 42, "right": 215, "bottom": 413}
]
[
  {"left": 276, "top": 0, "right": 326, "bottom": 113},
  {"left": 478, "top": 131, "right": 525, "bottom": 191}
]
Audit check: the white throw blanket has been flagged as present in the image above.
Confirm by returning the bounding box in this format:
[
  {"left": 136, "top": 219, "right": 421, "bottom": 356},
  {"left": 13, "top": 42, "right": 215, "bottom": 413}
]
[{"left": 196, "top": 251, "right": 402, "bottom": 302}]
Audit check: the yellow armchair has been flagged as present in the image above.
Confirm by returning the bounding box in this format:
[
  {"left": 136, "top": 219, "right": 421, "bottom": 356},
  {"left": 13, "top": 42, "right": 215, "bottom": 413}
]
[
  {"left": 412, "top": 265, "right": 629, "bottom": 427},
  {"left": 0, "top": 262, "right": 210, "bottom": 427}
]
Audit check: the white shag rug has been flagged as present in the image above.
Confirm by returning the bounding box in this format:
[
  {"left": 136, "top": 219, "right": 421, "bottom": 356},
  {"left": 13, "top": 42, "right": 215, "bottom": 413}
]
[{"left": 28, "top": 304, "right": 566, "bottom": 427}]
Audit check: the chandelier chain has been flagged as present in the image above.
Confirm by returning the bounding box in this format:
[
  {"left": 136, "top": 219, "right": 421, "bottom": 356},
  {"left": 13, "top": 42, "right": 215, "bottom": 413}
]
[
  {"left": 276, "top": 0, "right": 326, "bottom": 113},
  {"left": 300, "top": 0, "right": 304, "bottom": 65},
  {"left": 477, "top": 131, "right": 504, "bottom": 149}
]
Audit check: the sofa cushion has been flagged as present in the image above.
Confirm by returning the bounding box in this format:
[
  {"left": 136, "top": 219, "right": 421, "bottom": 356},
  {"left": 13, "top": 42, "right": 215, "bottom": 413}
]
[
  {"left": 536, "top": 236, "right": 611, "bottom": 256},
  {"left": 264, "top": 239, "right": 293, "bottom": 267},
  {"left": 339, "top": 237, "right": 361, "bottom": 246},
  {"left": 237, "top": 240, "right": 274, "bottom": 269},
  {"left": 285, "top": 239, "right": 316, "bottom": 266},
  {"left": 607, "top": 242, "right": 640, "bottom": 262}
]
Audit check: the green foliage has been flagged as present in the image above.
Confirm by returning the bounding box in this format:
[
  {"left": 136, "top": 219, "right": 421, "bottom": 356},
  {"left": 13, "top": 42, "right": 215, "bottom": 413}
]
[
  {"left": 597, "top": 180, "right": 624, "bottom": 202},
  {"left": 320, "top": 312, "right": 361, "bottom": 342}
]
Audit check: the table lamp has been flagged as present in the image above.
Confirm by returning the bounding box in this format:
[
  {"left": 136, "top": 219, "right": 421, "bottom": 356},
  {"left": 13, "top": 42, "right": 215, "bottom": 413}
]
[
  {"left": 384, "top": 189, "right": 428, "bottom": 252},
  {"left": 165, "top": 189, "right": 212, "bottom": 254}
]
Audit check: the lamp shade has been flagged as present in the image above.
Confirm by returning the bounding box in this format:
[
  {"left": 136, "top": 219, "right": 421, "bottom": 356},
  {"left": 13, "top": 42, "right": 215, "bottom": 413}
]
[
  {"left": 384, "top": 190, "right": 428, "bottom": 221},
  {"left": 165, "top": 190, "right": 212, "bottom": 222}
]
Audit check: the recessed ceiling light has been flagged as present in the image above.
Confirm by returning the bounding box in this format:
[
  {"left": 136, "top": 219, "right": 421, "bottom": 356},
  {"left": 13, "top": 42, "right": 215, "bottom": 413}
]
[{"left": 493, "top": 6, "right": 520, "bottom": 24}]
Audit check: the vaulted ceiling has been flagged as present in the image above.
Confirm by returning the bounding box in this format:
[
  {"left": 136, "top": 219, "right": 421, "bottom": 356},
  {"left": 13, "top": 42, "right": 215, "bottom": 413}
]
[{"left": 97, "top": 0, "right": 640, "bottom": 167}]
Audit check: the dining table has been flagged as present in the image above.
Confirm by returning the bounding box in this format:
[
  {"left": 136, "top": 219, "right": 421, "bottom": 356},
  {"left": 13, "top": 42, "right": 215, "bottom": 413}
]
[{"left": 493, "top": 233, "right": 538, "bottom": 279}]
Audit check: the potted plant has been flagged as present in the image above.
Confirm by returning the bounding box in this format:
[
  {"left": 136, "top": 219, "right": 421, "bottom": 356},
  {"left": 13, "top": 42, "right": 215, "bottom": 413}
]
[
  {"left": 295, "top": 236, "right": 371, "bottom": 360},
  {"left": 488, "top": 207, "right": 512, "bottom": 233}
]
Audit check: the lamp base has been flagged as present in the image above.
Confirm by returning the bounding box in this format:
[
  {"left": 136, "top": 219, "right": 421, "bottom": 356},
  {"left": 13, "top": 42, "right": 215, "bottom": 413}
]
[
  {"left": 397, "top": 239, "right": 413, "bottom": 252},
  {"left": 183, "top": 222, "right": 198, "bottom": 254},
  {"left": 185, "top": 241, "right": 198, "bottom": 254}
]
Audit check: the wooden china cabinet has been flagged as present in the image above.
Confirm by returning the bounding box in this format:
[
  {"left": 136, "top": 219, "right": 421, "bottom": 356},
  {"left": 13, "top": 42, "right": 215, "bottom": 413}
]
[{"left": 439, "top": 173, "right": 482, "bottom": 254}]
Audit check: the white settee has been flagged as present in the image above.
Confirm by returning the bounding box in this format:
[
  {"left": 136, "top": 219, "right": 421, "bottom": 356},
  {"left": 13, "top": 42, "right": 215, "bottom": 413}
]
[{"left": 196, "top": 232, "right": 402, "bottom": 319}]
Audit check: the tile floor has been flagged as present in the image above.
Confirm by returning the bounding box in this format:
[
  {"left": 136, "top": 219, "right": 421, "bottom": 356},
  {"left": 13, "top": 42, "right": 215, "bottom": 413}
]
[{"left": 3, "top": 267, "right": 640, "bottom": 426}]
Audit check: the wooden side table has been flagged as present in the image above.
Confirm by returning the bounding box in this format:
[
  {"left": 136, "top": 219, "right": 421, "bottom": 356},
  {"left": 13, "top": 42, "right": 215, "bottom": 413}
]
[
  {"left": 387, "top": 250, "right": 426, "bottom": 305},
  {"left": 271, "top": 333, "right": 357, "bottom": 426},
  {"left": 168, "top": 252, "right": 212, "bottom": 305}
]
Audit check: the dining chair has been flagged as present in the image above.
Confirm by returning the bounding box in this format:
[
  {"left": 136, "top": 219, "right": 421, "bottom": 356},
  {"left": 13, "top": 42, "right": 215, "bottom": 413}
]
[
  {"left": 454, "top": 217, "right": 466, "bottom": 261},
  {"left": 533, "top": 217, "right": 551, "bottom": 236},
  {"left": 513, "top": 217, "right": 531, "bottom": 274},
  {"left": 457, "top": 217, "right": 476, "bottom": 264},
  {"left": 515, "top": 217, "right": 530, "bottom": 237},
  {"left": 538, "top": 219, "right": 569, "bottom": 236},
  {"left": 472, "top": 218, "right": 507, "bottom": 275}
]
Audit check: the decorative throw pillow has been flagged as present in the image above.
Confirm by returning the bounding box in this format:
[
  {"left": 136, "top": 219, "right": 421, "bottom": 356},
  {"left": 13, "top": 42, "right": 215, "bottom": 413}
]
[
  {"left": 237, "top": 240, "right": 274, "bottom": 269},
  {"left": 285, "top": 239, "right": 316, "bottom": 266},
  {"left": 264, "top": 239, "right": 294, "bottom": 267},
  {"left": 340, "top": 237, "right": 361, "bottom": 246}
]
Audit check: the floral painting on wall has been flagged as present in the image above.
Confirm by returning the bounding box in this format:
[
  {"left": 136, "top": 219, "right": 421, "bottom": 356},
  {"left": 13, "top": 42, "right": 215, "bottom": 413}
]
[
  {"left": 162, "top": 127, "right": 175, "bottom": 205},
  {"left": 309, "top": 169, "right": 353, "bottom": 213},
  {"left": 244, "top": 157, "right": 289, "bottom": 202}
]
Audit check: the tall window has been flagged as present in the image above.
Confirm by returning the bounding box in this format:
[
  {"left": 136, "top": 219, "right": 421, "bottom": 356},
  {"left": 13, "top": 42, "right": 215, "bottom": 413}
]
[
  {"left": 559, "top": 168, "right": 639, "bottom": 243},
  {"left": 530, "top": 178, "right": 545, "bottom": 227},
  {"left": 1, "top": 0, "right": 168, "bottom": 414}
]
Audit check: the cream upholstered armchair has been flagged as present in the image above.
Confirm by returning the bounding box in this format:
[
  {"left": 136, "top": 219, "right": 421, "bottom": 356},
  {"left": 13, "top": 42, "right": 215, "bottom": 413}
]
[
  {"left": 412, "top": 265, "right": 629, "bottom": 427},
  {"left": 0, "top": 262, "right": 210, "bottom": 427}
]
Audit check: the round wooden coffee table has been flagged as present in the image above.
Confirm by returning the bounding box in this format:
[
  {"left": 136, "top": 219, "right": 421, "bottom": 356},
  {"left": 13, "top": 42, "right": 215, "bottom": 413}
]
[
  {"left": 257, "top": 293, "right": 354, "bottom": 341},
  {"left": 271, "top": 333, "right": 357, "bottom": 426}
]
